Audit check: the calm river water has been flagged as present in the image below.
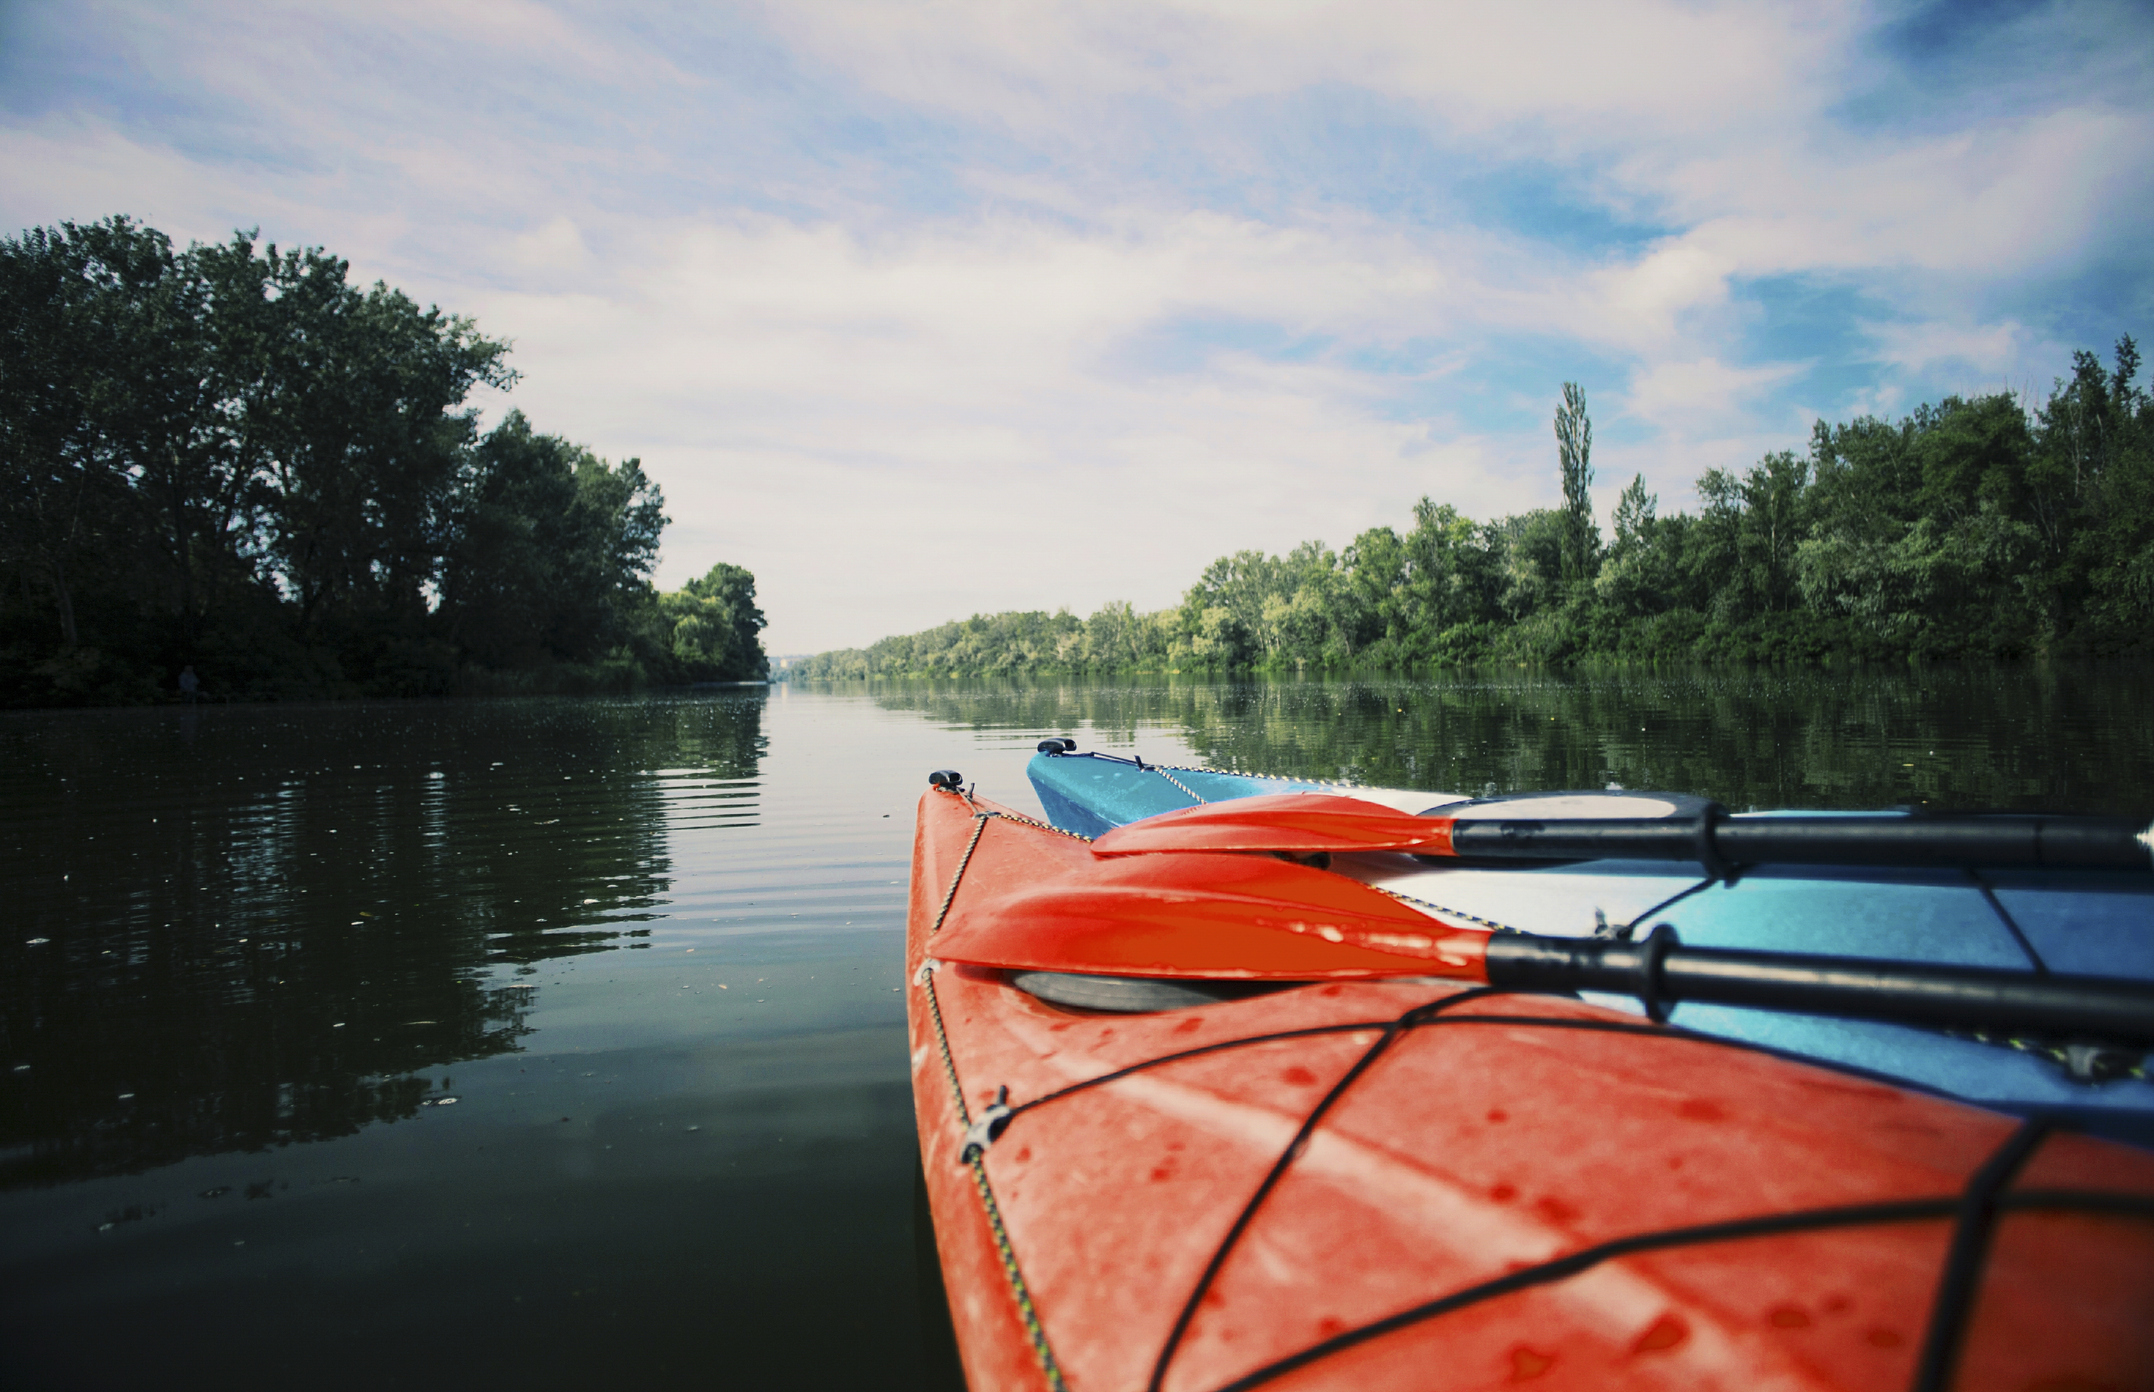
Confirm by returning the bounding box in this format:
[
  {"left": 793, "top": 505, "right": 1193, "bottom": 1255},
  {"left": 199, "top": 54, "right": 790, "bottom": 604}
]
[{"left": 3, "top": 666, "right": 2149, "bottom": 1389}]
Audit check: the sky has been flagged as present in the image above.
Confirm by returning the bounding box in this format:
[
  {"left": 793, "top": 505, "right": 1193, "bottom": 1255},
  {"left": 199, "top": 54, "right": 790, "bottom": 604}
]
[{"left": 3, "top": 0, "right": 2150, "bottom": 655}]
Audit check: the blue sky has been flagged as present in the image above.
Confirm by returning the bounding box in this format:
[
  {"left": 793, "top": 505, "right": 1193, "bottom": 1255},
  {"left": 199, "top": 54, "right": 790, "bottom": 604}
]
[{"left": 3, "top": 0, "right": 2149, "bottom": 653}]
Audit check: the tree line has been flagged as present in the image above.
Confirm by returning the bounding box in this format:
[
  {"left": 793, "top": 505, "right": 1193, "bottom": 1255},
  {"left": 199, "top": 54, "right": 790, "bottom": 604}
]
[
  {"left": 1, "top": 216, "right": 767, "bottom": 706},
  {"left": 800, "top": 339, "right": 2152, "bottom": 678}
]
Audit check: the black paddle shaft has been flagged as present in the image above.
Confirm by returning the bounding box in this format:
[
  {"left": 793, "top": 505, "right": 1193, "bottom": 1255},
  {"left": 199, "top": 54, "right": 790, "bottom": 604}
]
[
  {"left": 1485, "top": 928, "right": 2154, "bottom": 1045},
  {"left": 1444, "top": 811, "right": 2154, "bottom": 872}
]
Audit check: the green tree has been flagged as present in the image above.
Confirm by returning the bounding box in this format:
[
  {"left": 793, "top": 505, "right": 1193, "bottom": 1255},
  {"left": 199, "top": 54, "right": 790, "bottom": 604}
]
[
  {"left": 1597, "top": 474, "right": 1671, "bottom": 623},
  {"left": 1554, "top": 381, "right": 1598, "bottom": 586},
  {"left": 1179, "top": 550, "right": 1288, "bottom": 666},
  {"left": 1398, "top": 500, "right": 1501, "bottom": 659},
  {"left": 662, "top": 562, "right": 768, "bottom": 681},
  {"left": 2032, "top": 338, "right": 2152, "bottom": 650},
  {"left": 0, "top": 221, "right": 138, "bottom": 649},
  {"left": 440, "top": 411, "right": 671, "bottom": 671},
  {"left": 1, "top": 216, "right": 697, "bottom": 704},
  {"left": 215, "top": 237, "right": 514, "bottom": 640}
]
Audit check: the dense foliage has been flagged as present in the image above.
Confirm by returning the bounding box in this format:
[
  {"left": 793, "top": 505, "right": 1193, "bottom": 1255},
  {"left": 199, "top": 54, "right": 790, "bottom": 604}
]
[
  {"left": 2, "top": 217, "right": 767, "bottom": 704},
  {"left": 801, "top": 349, "right": 2153, "bottom": 678}
]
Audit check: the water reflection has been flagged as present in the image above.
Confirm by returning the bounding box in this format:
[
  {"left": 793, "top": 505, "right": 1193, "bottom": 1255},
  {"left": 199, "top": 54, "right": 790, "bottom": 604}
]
[
  {"left": 856, "top": 664, "right": 2154, "bottom": 813},
  {"left": 0, "top": 694, "right": 766, "bottom": 1187}
]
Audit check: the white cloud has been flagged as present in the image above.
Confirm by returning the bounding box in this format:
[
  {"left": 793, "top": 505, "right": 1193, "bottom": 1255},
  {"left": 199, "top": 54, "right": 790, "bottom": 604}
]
[
  {"left": 1624, "top": 357, "right": 1808, "bottom": 432},
  {"left": 1866, "top": 319, "right": 2032, "bottom": 378},
  {"left": 1575, "top": 243, "right": 1740, "bottom": 352},
  {"left": 760, "top": 0, "right": 1854, "bottom": 142},
  {"left": 504, "top": 216, "right": 594, "bottom": 274},
  {"left": 1664, "top": 107, "right": 2154, "bottom": 280},
  {"left": 770, "top": 0, "right": 2154, "bottom": 314},
  {"left": 457, "top": 211, "right": 1543, "bottom": 649},
  {"left": 1, "top": 120, "right": 263, "bottom": 240}
]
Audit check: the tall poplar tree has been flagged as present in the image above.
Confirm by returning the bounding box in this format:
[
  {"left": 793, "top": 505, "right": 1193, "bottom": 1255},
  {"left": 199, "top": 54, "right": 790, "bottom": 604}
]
[{"left": 1555, "top": 381, "right": 1598, "bottom": 586}]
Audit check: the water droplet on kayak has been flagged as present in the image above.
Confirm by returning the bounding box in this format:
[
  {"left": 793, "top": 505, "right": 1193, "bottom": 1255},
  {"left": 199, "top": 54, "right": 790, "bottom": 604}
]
[{"left": 1632, "top": 1314, "right": 1688, "bottom": 1353}]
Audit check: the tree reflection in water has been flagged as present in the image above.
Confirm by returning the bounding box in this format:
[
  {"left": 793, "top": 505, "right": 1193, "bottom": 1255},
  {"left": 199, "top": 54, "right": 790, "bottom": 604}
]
[
  {"left": 0, "top": 692, "right": 766, "bottom": 1187},
  {"left": 859, "top": 664, "right": 2154, "bottom": 814}
]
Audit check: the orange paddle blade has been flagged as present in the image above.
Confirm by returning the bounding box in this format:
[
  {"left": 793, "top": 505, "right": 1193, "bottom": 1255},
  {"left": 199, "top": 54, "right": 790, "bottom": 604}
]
[
  {"left": 1090, "top": 792, "right": 1456, "bottom": 857},
  {"left": 932, "top": 849, "right": 1489, "bottom": 980}
]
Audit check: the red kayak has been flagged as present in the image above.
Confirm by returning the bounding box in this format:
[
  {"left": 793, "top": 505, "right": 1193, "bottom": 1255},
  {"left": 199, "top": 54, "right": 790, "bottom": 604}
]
[{"left": 906, "top": 781, "right": 2154, "bottom": 1391}]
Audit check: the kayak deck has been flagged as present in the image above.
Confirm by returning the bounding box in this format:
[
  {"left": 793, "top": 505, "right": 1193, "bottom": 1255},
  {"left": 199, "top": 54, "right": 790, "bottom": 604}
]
[{"left": 908, "top": 786, "right": 2154, "bottom": 1391}]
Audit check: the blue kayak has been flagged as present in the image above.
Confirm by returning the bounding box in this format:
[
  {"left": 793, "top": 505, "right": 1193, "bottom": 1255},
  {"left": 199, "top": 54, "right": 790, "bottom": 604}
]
[{"left": 1028, "top": 745, "right": 2154, "bottom": 1144}]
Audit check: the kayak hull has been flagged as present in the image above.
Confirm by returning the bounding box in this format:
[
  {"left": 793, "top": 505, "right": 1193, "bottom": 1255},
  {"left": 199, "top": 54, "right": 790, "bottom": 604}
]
[{"left": 907, "top": 785, "right": 2154, "bottom": 1391}]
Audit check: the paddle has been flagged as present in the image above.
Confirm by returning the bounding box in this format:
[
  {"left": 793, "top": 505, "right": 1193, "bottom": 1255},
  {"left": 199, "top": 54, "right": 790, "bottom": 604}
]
[
  {"left": 929, "top": 852, "right": 2154, "bottom": 1045},
  {"left": 1486, "top": 928, "right": 2154, "bottom": 1040},
  {"left": 1088, "top": 793, "right": 2154, "bottom": 873},
  {"left": 933, "top": 849, "right": 1487, "bottom": 979}
]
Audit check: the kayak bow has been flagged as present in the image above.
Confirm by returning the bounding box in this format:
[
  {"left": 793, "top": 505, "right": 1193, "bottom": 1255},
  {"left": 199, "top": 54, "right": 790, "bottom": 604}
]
[{"left": 907, "top": 778, "right": 2154, "bottom": 1392}]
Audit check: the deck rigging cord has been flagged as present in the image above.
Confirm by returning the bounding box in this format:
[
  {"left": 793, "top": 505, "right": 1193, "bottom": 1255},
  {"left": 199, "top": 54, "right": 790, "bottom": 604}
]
[
  {"left": 918, "top": 953, "right": 1066, "bottom": 1392},
  {"left": 917, "top": 794, "right": 1068, "bottom": 1391}
]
